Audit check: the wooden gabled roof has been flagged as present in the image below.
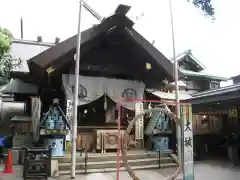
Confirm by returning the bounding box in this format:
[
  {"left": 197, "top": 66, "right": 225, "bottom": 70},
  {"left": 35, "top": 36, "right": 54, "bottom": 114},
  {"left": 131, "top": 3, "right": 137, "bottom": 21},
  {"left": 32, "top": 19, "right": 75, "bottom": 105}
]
[
  {"left": 25, "top": 7, "right": 183, "bottom": 86},
  {"left": 174, "top": 50, "right": 206, "bottom": 72}
]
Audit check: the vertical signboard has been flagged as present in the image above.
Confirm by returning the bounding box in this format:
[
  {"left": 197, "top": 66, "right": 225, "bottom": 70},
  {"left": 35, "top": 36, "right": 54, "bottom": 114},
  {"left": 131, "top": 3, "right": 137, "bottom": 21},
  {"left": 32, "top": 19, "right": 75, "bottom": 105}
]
[
  {"left": 65, "top": 100, "right": 73, "bottom": 141},
  {"left": 181, "top": 104, "right": 194, "bottom": 180},
  {"left": 135, "top": 102, "right": 144, "bottom": 140}
]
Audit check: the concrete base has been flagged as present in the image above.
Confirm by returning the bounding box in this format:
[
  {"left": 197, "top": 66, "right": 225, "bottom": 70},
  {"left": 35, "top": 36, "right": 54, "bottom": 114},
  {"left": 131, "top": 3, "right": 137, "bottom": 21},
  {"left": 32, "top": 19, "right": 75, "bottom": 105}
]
[
  {"left": 175, "top": 173, "right": 183, "bottom": 180},
  {"left": 51, "top": 160, "right": 59, "bottom": 177},
  {"left": 86, "top": 173, "right": 110, "bottom": 180},
  {"left": 135, "top": 140, "right": 144, "bottom": 149},
  {"left": 228, "top": 147, "right": 240, "bottom": 165}
]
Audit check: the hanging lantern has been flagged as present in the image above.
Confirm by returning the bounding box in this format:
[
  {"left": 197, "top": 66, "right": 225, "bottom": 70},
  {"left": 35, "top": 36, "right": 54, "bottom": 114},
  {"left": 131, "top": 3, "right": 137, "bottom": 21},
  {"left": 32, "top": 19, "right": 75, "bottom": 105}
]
[{"left": 145, "top": 62, "right": 151, "bottom": 70}]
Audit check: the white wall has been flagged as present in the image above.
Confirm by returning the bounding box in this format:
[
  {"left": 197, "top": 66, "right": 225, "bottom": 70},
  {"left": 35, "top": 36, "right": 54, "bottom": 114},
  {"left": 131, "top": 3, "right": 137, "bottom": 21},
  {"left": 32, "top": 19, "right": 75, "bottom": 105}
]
[
  {"left": 220, "top": 80, "right": 233, "bottom": 87},
  {"left": 10, "top": 40, "right": 53, "bottom": 72}
]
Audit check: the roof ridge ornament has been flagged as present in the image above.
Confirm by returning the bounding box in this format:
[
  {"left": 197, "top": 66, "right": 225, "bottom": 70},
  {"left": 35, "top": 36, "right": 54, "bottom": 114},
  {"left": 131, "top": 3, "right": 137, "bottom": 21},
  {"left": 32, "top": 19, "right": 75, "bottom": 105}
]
[
  {"left": 115, "top": 4, "right": 131, "bottom": 15},
  {"left": 186, "top": 49, "right": 192, "bottom": 55}
]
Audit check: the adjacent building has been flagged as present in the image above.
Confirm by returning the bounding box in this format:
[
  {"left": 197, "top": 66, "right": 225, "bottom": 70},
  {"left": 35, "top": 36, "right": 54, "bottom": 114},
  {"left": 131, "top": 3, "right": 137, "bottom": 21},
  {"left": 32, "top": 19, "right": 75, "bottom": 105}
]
[
  {"left": 231, "top": 74, "right": 240, "bottom": 85},
  {"left": 175, "top": 50, "right": 228, "bottom": 94},
  {"left": 149, "top": 50, "right": 228, "bottom": 102}
]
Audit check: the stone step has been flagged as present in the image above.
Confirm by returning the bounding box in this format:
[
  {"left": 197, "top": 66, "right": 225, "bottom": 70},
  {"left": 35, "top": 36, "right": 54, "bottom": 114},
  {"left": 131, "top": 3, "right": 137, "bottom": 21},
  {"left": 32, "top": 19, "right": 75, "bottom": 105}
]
[
  {"left": 59, "top": 163, "right": 178, "bottom": 175},
  {"left": 56, "top": 151, "right": 172, "bottom": 163},
  {"left": 58, "top": 156, "right": 174, "bottom": 171}
]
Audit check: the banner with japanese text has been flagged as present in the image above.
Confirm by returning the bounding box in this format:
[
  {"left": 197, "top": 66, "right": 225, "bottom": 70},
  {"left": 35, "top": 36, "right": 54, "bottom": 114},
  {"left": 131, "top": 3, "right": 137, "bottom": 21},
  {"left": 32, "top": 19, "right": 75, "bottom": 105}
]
[
  {"left": 65, "top": 100, "right": 73, "bottom": 142},
  {"left": 181, "top": 104, "right": 194, "bottom": 180}
]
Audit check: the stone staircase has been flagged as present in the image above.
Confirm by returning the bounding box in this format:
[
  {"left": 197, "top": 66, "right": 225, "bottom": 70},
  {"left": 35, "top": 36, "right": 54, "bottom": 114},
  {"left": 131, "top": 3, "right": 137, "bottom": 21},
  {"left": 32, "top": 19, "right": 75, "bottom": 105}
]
[{"left": 55, "top": 150, "right": 178, "bottom": 175}]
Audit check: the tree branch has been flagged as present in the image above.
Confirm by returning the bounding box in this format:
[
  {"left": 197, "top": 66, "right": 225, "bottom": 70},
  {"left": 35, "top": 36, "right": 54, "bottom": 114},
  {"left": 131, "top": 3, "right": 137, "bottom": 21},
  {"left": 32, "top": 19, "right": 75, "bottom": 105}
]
[
  {"left": 189, "top": 0, "right": 215, "bottom": 20},
  {"left": 0, "top": 53, "right": 22, "bottom": 80}
]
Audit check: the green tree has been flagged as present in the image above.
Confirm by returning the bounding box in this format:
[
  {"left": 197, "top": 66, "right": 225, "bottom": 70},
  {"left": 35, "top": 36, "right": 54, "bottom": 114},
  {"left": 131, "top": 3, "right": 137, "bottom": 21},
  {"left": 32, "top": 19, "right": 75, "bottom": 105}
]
[
  {"left": 190, "top": 0, "right": 215, "bottom": 19},
  {"left": 0, "top": 27, "right": 22, "bottom": 83},
  {"left": 0, "top": 27, "right": 13, "bottom": 54}
]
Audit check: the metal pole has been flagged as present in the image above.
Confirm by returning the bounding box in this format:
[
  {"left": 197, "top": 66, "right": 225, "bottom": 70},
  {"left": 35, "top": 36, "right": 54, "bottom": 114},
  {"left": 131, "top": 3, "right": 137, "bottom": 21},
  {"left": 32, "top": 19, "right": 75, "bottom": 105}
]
[
  {"left": 169, "top": 0, "right": 184, "bottom": 172},
  {"left": 20, "top": 17, "right": 24, "bottom": 39},
  {"left": 116, "top": 103, "right": 121, "bottom": 180},
  {"left": 71, "top": 0, "right": 83, "bottom": 178}
]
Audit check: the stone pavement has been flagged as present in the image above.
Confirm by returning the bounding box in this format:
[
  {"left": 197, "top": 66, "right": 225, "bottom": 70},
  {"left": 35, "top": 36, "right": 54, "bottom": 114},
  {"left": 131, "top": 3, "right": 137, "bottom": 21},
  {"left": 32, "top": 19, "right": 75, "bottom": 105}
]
[
  {"left": 155, "top": 160, "right": 240, "bottom": 180},
  {"left": 0, "top": 166, "right": 166, "bottom": 180},
  {"left": 0, "top": 160, "right": 240, "bottom": 180},
  {"left": 194, "top": 160, "right": 240, "bottom": 180}
]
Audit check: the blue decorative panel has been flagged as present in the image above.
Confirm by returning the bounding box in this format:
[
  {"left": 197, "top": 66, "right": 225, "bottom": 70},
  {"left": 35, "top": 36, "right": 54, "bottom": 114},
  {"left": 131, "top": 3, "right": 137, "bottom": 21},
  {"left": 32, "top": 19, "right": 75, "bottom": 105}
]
[
  {"left": 151, "top": 136, "right": 169, "bottom": 152},
  {"left": 155, "top": 112, "right": 163, "bottom": 130},
  {"left": 145, "top": 111, "right": 170, "bottom": 135},
  {"left": 155, "top": 112, "right": 169, "bottom": 131},
  {"left": 163, "top": 116, "right": 169, "bottom": 130},
  {"left": 45, "top": 138, "right": 64, "bottom": 156}
]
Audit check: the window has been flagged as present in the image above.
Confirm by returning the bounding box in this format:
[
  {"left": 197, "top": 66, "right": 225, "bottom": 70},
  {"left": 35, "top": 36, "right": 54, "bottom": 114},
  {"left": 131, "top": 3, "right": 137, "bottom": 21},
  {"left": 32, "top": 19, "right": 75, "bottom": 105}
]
[
  {"left": 186, "top": 81, "right": 195, "bottom": 88},
  {"left": 210, "top": 82, "right": 220, "bottom": 89},
  {"left": 186, "top": 80, "right": 192, "bottom": 86},
  {"left": 233, "top": 78, "right": 240, "bottom": 85}
]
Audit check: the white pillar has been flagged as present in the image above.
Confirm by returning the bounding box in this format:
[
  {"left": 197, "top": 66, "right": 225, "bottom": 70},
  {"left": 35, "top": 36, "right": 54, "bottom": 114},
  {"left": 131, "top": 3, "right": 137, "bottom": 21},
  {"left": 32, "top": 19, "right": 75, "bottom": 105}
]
[{"left": 71, "top": 0, "right": 83, "bottom": 178}]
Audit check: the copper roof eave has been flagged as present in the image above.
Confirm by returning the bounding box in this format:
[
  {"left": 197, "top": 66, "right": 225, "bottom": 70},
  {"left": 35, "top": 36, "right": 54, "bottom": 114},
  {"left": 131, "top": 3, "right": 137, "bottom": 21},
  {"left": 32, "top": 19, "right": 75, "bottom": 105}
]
[
  {"left": 10, "top": 71, "right": 42, "bottom": 84},
  {"left": 26, "top": 13, "right": 180, "bottom": 82},
  {"left": 1, "top": 79, "right": 38, "bottom": 95},
  {"left": 181, "top": 84, "right": 240, "bottom": 104}
]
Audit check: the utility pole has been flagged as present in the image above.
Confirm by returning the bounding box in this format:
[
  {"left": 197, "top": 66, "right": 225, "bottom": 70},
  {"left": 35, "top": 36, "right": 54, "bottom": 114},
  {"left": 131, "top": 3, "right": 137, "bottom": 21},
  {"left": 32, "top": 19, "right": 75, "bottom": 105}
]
[
  {"left": 169, "top": 0, "right": 184, "bottom": 174},
  {"left": 71, "top": 0, "right": 83, "bottom": 178}
]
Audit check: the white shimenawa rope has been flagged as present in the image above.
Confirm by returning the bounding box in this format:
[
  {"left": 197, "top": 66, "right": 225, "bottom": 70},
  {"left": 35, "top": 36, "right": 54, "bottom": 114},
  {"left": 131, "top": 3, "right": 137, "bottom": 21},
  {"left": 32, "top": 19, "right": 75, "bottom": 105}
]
[{"left": 120, "top": 104, "right": 182, "bottom": 180}]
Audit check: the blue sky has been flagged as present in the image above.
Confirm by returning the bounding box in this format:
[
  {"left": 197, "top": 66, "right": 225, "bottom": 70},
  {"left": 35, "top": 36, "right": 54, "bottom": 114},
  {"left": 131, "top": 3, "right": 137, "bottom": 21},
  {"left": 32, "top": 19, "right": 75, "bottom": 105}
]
[{"left": 0, "top": 0, "right": 239, "bottom": 81}]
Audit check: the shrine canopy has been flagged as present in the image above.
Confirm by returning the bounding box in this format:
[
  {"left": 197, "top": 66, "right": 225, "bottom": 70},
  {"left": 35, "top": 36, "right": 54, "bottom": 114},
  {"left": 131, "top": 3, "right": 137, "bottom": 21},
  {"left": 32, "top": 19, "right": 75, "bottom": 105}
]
[
  {"left": 2, "top": 78, "right": 38, "bottom": 94},
  {"left": 21, "top": 4, "right": 183, "bottom": 89},
  {"left": 62, "top": 74, "right": 145, "bottom": 110}
]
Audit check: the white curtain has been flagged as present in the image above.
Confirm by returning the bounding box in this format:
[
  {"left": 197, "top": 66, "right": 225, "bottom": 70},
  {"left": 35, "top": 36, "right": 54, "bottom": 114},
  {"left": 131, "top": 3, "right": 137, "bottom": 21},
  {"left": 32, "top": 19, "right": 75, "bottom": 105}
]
[
  {"left": 62, "top": 74, "right": 145, "bottom": 110},
  {"left": 105, "top": 78, "right": 145, "bottom": 110},
  {"left": 62, "top": 74, "right": 105, "bottom": 106}
]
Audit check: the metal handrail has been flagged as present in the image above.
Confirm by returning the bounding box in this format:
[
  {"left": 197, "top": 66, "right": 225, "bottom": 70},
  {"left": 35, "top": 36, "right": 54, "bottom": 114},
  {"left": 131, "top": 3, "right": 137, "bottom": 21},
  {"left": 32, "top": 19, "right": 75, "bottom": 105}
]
[
  {"left": 84, "top": 147, "right": 88, "bottom": 174},
  {"left": 79, "top": 142, "right": 88, "bottom": 174},
  {"left": 158, "top": 151, "right": 161, "bottom": 168}
]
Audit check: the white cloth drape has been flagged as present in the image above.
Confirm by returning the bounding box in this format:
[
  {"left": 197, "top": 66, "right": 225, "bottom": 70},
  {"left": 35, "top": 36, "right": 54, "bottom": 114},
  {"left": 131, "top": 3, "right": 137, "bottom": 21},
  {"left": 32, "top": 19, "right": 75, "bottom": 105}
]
[
  {"left": 105, "top": 78, "right": 145, "bottom": 110},
  {"left": 62, "top": 74, "right": 105, "bottom": 106},
  {"left": 62, "top": 74, "right": 145, "bottom": 110}
]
